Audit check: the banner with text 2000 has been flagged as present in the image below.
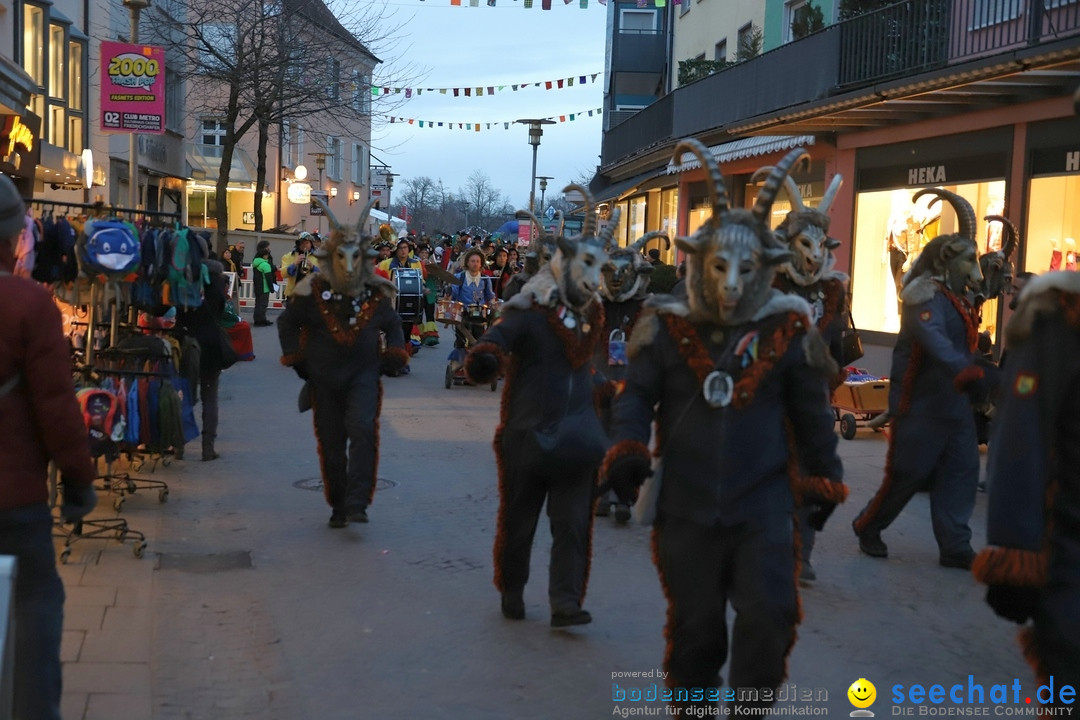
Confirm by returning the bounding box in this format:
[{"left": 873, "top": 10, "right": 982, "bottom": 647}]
[{"left": 99, "top": 41, "right": 166, "bottom": 134}]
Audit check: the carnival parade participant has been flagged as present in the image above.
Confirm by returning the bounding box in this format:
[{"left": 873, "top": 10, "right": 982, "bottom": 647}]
[
  {"left": 973, "top": 270, "right": 1080, "bottom": 696},
  {"left": 592, "top": 223, "right": 667, "bottom": 525},
  {"left": 766, "top": 169, "right": 849, "bottom": 582},
  {"left": 278, "top": 200, "right": 410, "bottom": 528},
  {"left": 464, "top": 186, "right": 612, "bottom": 628},
  {"left": 602, "top": 144, "right": 845, "bottom": 716},
  {"left": 447, "top": 249, "right": 495, "bottom": 370},
  {"left": 852, "top": 188, "right": 994, "bottom": 570},
  {"left": 280, "top": 232, "right": 319, "bottom": 299},
  {"left": 0, "top": 174, "right": 98, "bottom": 720},
  {"left": 379, "top": 239, "right": 426, "bottom": 353}
]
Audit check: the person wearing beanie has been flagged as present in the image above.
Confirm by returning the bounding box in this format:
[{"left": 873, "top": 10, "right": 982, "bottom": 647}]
[{"left": 0, "top": 174, "right": 98, "bottom": 719}]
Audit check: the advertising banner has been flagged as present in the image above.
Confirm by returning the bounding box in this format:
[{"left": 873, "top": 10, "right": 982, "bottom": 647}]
[{"left": 100, "top": 41, "right": 166, "bottom": 134}]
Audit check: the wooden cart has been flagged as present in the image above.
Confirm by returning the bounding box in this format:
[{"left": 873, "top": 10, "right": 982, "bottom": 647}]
[{"left": 831, "top": 379, "right": 890, "bottom": 440}]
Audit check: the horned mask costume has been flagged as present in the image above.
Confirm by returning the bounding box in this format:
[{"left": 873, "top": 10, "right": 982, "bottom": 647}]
[
  {"left": 305, "top": 198, "right": 396, "bottom": 300},
  {"left": 601, "top": 231, "right": 668, "bottom": 303},
  {"left": 672, "top": 139, "right": 798, "bottom": 326},
  {"left": 902, "top": 188, "right": 983, "bottom": 301},
  {"left": 978, "top": 215, "right": 1020, "bottom": 303},
  {"left": 753, "top": 169, "right": 844, "bottom": 287}
]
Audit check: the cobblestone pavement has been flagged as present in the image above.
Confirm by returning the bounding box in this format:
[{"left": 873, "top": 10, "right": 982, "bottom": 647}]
[{"left": 56, "top": 314, "right": 1034, "bottom": 719}]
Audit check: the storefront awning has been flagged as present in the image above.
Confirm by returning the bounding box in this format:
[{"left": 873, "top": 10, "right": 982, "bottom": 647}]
[
  {"left": 185, "top": 145, "right": 258, "bottom": 190},
  {"left": 591, "top": 167, "right": 668, "bottom": 205},
  {"left": 665, "top": 135, "right": 817, "bottom": 174}
]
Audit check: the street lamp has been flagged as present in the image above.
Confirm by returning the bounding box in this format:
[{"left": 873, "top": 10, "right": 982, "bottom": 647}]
[
  {"left": 516, "top": 119, "right": 555, "bottom": 235},
  {"left": 536, "top": 175, "right": 554, "bottom": 216},
  {"left": 123, "top": 0, "right": 151, "bottom": 211},
  {"left": 309, "top": 152, "right": 327, "bottom": 233},
  {"left": 349, "top": 189, "right": 361, "bottom": 205},
  {"left": 385, "top": 172, "right": 398, "bottom": 221},
  {"left": 329, "top": 187, "right": 338, "bottom": 199}
]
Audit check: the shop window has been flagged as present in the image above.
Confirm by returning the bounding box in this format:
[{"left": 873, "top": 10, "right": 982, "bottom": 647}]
[
  {"left": 850, "top": 181, "right": 1006, "bottom": 337},
  {"left": 1025, "top": 174, "right": 1080, "bottom": 275},
  {"left": 616, "top": 200, "right": 630, "bottom": 247},
  {"left": 68, "top": 116, "right": 83, "bottom": 154},
  {"left": 23, "top": 6, "right": 45, "bottom": 84},
  {"left": 659, "top": 187, "right": 679, "bottom": 242},
  {"left": 627, "top": 196, "right": 647, "bottom": 249},
  {"left": 48, "top": 105, "right": 65, "bottom": 147}
]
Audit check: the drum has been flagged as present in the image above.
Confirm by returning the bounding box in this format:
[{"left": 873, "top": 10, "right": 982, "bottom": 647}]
[
  {"left": 465, "top": 303, "right": 488, "bottom": 323},
  {"left": 435, "top": 298, "right": 465, "bottom": 326},
  {"left": 394, "top": 269, "right": 424, "bottom": 323},
  {"left": 489, "top": 299, "right": 504, "bottom": 322}
]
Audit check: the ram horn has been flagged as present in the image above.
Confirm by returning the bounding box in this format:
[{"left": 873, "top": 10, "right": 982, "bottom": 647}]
[
  {"left": 753, "top": 148, "right": 810, "bottom": 227},
  {"left": 751, "top": 165, "right": 806, "bottom": 214},
  {"left": 985, "top": 214, "right": 1020, "bottom": 261},
  {"left": 598, "top": 207, "right": 622, "bottom": 252},
  {"left": 354, "top": 198, "right": 378, "bottom": 233},
  {"left": 912, "top": 187, "right": 976, "bottom": 242},
  {"left": 563, "top": 183, "right": 596, "bottom": 239},
  {"left": 312, "top": 195, "right": 344, "bottom": 236},
  {"left": 673, "top": 138, "right": 728, "bottom": 221},
  {"left": 515, "top": 209, "right": 546, "bottom": 241},
  {"left": 628, "top": 230, "right": 671, "bottom": 255},
  {"left": 819, "top": 174, "right": 844, "bottom": 215},
  {"left": 554, "top": 209, "right": 565, "bottom": 238}
]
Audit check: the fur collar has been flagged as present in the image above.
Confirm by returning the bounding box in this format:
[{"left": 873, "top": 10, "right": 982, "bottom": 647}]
[
  {"left": 752, "top": 289, "right": 813, "bottom": 323},
  {"left": 503, "top": 265, "right": 560, "bottom": 311},
  {"left": 293, "top": 273, "right": 396, "bottom": 300},
  {"left": 1006, "top": 271, "right": 1080, "bottom": 345},
  {"left": 643, "top": 293, "right": 691, "bottom": 317},
  {"left": 899, "top": 274, "right": 940, "bottom": 305},
  {"left": 778, "top": 254, "right": 848, "bottom": 288}
]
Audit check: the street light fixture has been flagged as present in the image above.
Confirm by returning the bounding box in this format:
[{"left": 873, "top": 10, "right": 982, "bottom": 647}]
[
  {"left": 329, "top": 187, "right": 338, "bottom": 199},
  {"left": 349, "top": 189, "right": 361, "bottom": 205},
  {"left": 516, "top": 119, "right": 555, "bottom": 236},
  {"left": 385, "top": 172, "right": 399, "bottom": 221},
  {"left": 123, "top": 0, "right": 151, "bottom": 212},
  {"left": 535, "top": 175, "right": 554, "bottom": 216}
]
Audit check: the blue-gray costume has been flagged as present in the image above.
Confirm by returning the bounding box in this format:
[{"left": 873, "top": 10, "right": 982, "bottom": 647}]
[
  {"left": 973, "top": 273, "right": 1080, "bottom": 694},
  {"left": 852, "top": 275, "right": 985, "bottom": 559},
  {"left": 278, "top": 274, "right": 409, "bottom": 519},
  {"left": 464, "top": 277, "right": 606, "bottom": 615},
  {"left": 604, "top": 292, "right": 844, "bottom": 703}
]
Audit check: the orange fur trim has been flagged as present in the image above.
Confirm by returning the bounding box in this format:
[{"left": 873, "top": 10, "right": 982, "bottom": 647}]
[
  {"left": 465, "top": 342, "right": 504, "bottom": 384},
  {"left": 543, "top": 301, "right": 606, "bottom": 369},
  {"left": 280, "top": 352, "right": 304, "bottom": 366},
  {"left": 593, "top": 377, "right": 617, "bottom": 415},
  {"left": 732, "top": 313, "right": 804, "bottom": 410},
  {"left": 972, "top": 547, "right": 1048, "bottom": 587},
  {"left": 600, "top": 440, "right": 651, "bottom": 481},
  {"left": 491, "top": 357, "right": 519, "bottom": 593},
  {"left": 939, "top": 282, "right": 980, "bottom": 352},
  {"left": 794, "top": 475, "right": 849, "bottom": 505},
  {"left": 953, "top": 364, "right": 984, "bottom": 393},
  {"left": 650, "top": 528, "right": 678, "bottom": 689},
  {"left": 817, "top": 278, "right": 845, "bottom": 335},
  {"left": 381, "top": 346, "right": 410, "bottom": 374},
  {"left": 853, "top": 344, "right": 923, "bottom": 534},
  {"left": 662, "top": 315, "right": 713, "bottom": 384},
  {"left": 310, "top": 276, "right": 383, "bottom": 346}
]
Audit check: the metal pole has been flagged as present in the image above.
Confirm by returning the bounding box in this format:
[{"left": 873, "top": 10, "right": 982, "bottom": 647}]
[
  {"left": 529, "top": 144, "right": 538, "bottom": 218},
  {"left": 128, "top": 4, "right": 141, "bottom": 212},
  {"left": 317, "top": 167, "right": 323, "bottom": 234}
]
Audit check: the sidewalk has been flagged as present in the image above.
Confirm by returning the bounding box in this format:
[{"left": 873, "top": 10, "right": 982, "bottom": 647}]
[{"left": 54, "top": 314, "right": 1030, "bottom": 719}]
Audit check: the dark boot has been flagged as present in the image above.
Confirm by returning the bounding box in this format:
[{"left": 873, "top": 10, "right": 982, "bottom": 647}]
[{"left": 201, "top": 440, "right": 220, "bottom": 462}]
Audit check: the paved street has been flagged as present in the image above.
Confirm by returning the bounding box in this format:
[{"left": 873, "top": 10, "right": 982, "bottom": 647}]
[{"left": 55, "top": 315, "right": 1032, "bottom": 719}]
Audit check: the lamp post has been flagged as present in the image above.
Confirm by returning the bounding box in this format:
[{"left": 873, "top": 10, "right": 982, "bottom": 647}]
[
  {"left": 309, "top": 152, "right": 327, "bottom": 233},
  {"left": 123, "top": 0, "right": 151, "bottom": 211},
  {"left": 385, "top": 172, "right": 398, "bottom": 224},
  {"left": 535, "top": 175, "right": 553, "bottom": 216},
  {"left": 516, "top": 119, "right": 555, "bottom": 236}
]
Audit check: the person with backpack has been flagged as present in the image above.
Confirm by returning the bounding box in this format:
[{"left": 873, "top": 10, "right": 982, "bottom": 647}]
[
  {"left": 251, "top": 244, "right": 275, "bottom": 326},
  {"left": 0, "top": 174, "right": 98, "bottom": 720}
]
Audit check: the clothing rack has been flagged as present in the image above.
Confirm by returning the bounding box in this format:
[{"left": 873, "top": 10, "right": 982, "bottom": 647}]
[{"left": 24, "top": 197, "right": 181, "bottom": 224}]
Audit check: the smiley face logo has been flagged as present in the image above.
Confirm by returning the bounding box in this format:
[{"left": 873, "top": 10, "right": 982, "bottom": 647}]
[{"left": 848, "top": 678, "right": 877, "bottom": 716}]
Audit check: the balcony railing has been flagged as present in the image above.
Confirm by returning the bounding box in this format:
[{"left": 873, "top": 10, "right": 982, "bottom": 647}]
[{"left": 602, "top": 93, "right": 674, "bottom": 166}]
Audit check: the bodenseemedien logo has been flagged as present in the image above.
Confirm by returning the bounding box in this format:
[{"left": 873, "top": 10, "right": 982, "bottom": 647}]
[{"left": 849, "top": 678, "right": 877, "bottom": 717}]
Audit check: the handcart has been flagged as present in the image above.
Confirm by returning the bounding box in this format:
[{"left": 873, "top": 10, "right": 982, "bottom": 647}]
[
  {"left": 438, "top": 299, "right": 499, "bottom": 391},
  {"left": 831, "top": 376, "right": 890, "bottom": 440}
]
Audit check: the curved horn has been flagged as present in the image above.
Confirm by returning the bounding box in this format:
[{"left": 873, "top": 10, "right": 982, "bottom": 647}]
[
  {"left": 819, "top": 174, "right": 844, "bottom": 215},
  {"left": 354, "top": 198, "right": 378, "bottom": 233},
  {"left": 751, "top": 165, "right": 806, "bottom": 213},
  {"left": 554, "top": 209, "right": 565, "bottom": 238},
  {"left": 563, "top": 183, "right": 596, "bottom": 239},
  {"left": 673, "top": 138, "right": 728, "bottom": 219},
  {"left": 912, "top": 187, "right": 976, "bottom": 242},
  {"left": 985, "top": 214, "right": 1020, "bottom": 260},
  {"left": 515, "top": 209, "right": 546, "bottom": 240},
  {"left": 598, "top": 207, "right": 622, "bottom": 251},
  {"left": 313, "top": 196, "right": 344, "bottom": 235},
  {"left": 628, "top": 230, "right": 671, "bottom": 255},
  {"left": 753, "top": 147, "right": 810, "bottom": 227}
]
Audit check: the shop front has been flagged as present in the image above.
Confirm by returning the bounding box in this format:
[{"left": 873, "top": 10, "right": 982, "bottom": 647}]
[
  {"left": 1024, "top": 117, "right": 1080, "bottom": 278},
  {"left": 0, "top": 109, "right": 42, "bottom": 197},
  {"left": 849, "top": 128, "right": 1011, "bottom": 342}
]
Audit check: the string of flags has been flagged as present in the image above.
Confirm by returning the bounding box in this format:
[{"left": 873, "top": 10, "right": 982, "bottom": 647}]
[
  {"left": 370, "top": 73, "right": 601, "bottom": 98},
  {"left": 381, "top": 107, "right": 603, "bottom": 130},
  {"left": 434, "top": 0, "right": 678, "bottom": 6},
  {"left": 434, "top": 0, "right": 681, "bottom": 6}
]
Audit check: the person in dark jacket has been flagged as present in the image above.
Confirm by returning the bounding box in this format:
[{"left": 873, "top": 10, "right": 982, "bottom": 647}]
[
  {"left": 973, "top": 271, "right": 1080, "bottom": 699},
  {"left": 852, "top": 189, "right": 992, "bottom": 570},
  {"left": 602, "top": 145, "right": 845, "bottom": 717},
  {"left": 278, "top": 201, "right": 410, "bottom": 528},
  {"left": 176, "top": 259, "right": 230, "bottom": 461},
  {"left": 0, "top": 174, "right": 98, "bottom": 720},
  {"left": 465, "top": 187, "right": 612, "bottom": 628}
]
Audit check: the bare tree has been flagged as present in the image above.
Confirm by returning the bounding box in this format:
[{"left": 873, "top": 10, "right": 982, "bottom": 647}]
[
  {"left": 398, "top": 176, "right": 447, "bottom": 234},
  {"left": 457, "top": 170, "right": 513, "bottom": 231},
  {"left": 150, "top": 0, "right": 417, "bottom": 247}
]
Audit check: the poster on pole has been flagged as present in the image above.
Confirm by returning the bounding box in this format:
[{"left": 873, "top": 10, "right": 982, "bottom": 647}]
[{"left": 100, "top": 41, "right": 166, "bottom": 134}]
